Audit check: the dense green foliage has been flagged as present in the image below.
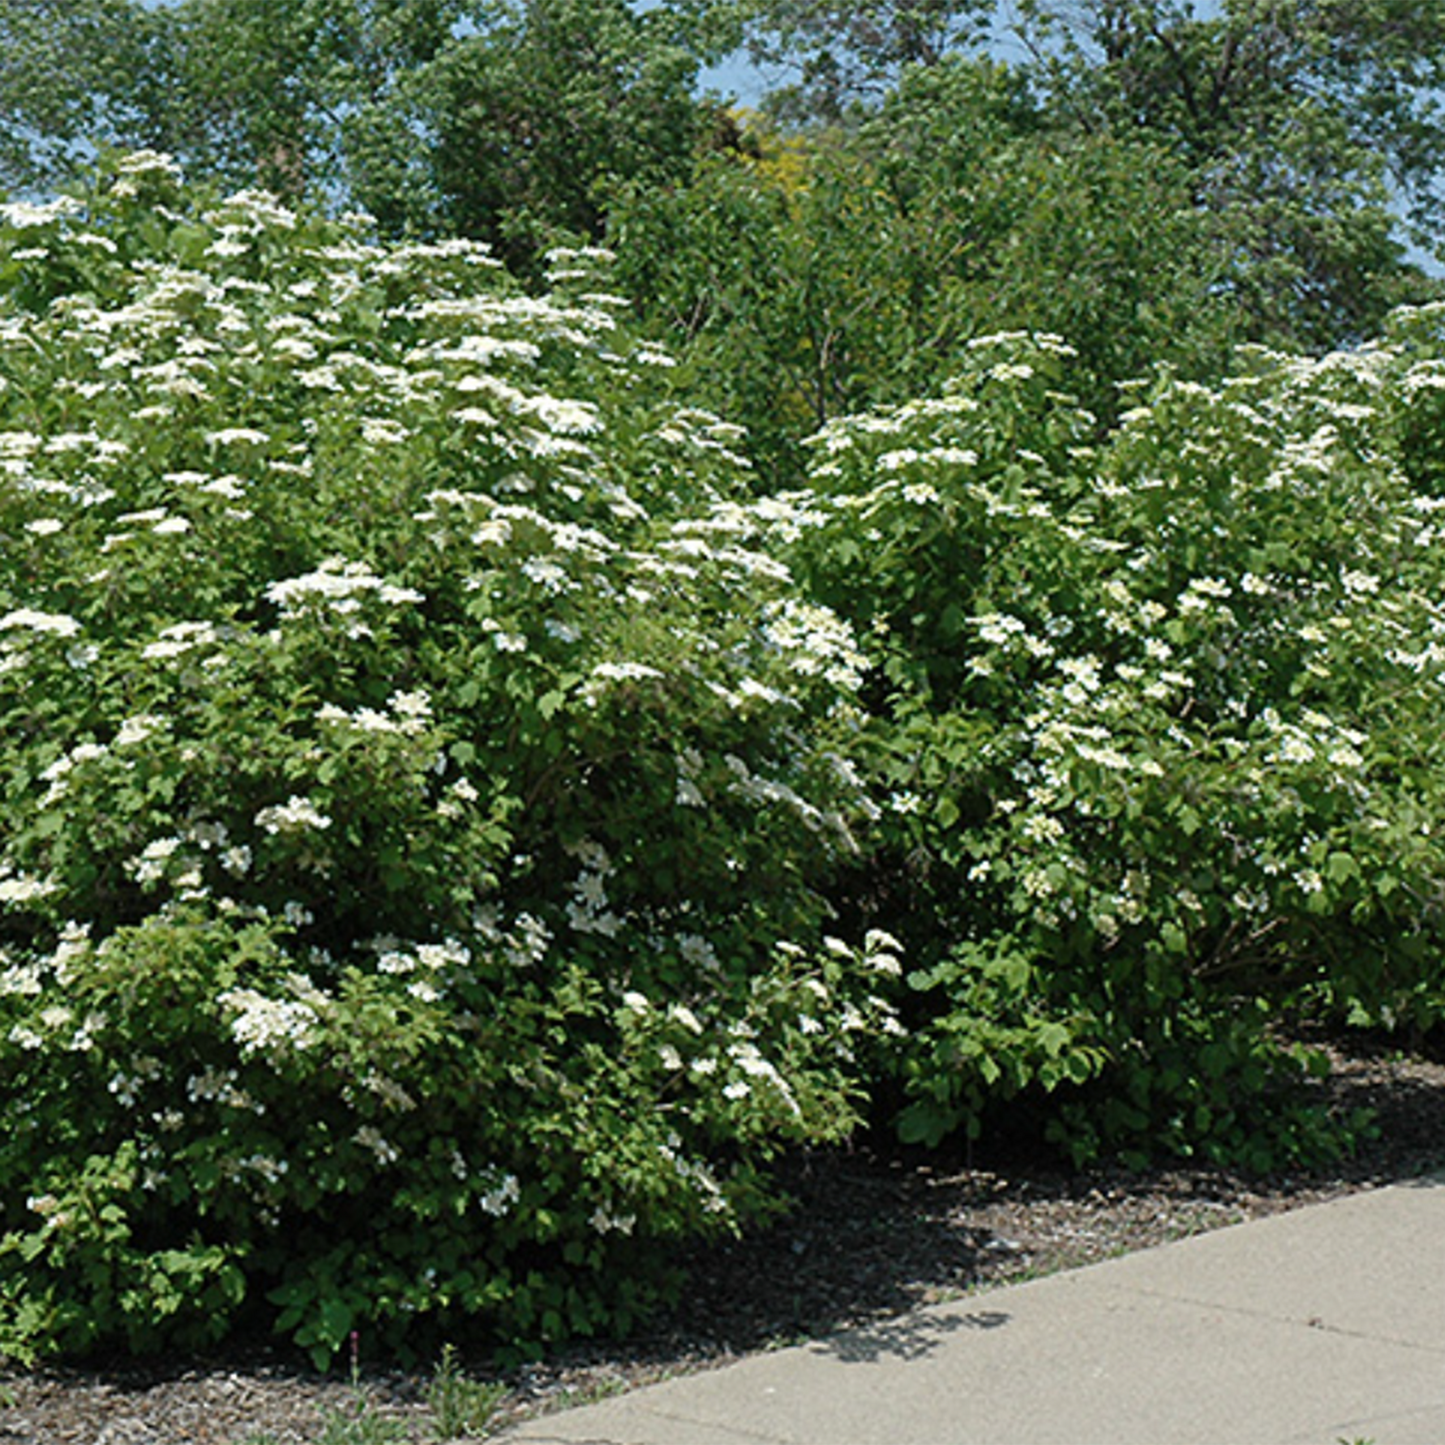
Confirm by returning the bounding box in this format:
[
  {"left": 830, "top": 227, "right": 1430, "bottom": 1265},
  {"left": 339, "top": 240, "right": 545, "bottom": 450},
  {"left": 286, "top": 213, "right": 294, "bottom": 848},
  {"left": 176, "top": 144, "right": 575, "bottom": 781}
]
[
  {"left": 0, "top": 0, "right": 715, "bottom": 262},
  {"left": 610, "top": 59, "right": 1241, "bottom": 483},
  {"left": 2, "top": 0, "right": 1440, "bottom": 341},
  {"left": 5, "top": 0, "right": 1445, "bottom": 1380},
  {"left": 0, "top": 157, "right": 902, "bottom": 1365},
  {"left": 0, "top": 0, "right": 171, "bottom": 191},
  {"left": 415, "top": 0, "right": 707, "bottom": 273},
  {"left": 731, "top": 0, "right": 992, "bottom": 120},
  {"left": 1011, "top": 0, "right": 1445, "bottom": 346},
  {"left": 786, "top": 327, "right": 1445, "bottom": 1165}
]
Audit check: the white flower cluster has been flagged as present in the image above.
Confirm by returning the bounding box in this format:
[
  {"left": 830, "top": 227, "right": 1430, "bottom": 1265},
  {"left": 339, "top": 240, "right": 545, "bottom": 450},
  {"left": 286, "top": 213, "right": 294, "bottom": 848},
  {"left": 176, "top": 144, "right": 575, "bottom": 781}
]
[
  {"left": 0, "top": 872, "right": 58, "bottom": 904},
  {"left": 217, "top": 986, "right": 322, "bottom": 1057},
  {"left": 477, "top": 1172, "right": 521, "bottom": 1218},
  {"left": 580, "top": 659, "right": 663, "bottom": 708},
  {"left": 141, "top": 621, "right": 220, "bottom": 661},
  {"left": 589, "top": 1202, "right": 636, "bottom": 1235},
  {"left": 264, "top": 558, "right": 424, "bottom": 616},
  {"left": 471, "top": 907, "right": 553, "bottom": 970},
  {"left": 1, "top": 196, "right": 86, "bottom": 229},
  {"left": 0, "top": 608, "right": 81, "bottom": 637},
  {"left": 370, "top": 935, "right": 470, "bottom": 1002},
  {"left": 254, "top": 795, "right": 332, "bottom": 835},
  {"left": 566, "top": 840, "right": 623, "bottom": 937},
  {"left": 657, "top": 1132, "right": 728, "bottom": 1215},
  {"left": 353, "top": 1125, "right": 400, "bottom": 1166},
  {"left": 1259, "top": 708, "right": 1367, "bottom": 772},
  {"left": 187, "top": 1065, "right": 263, "bottom": 1112},
  {"left": 760, "top": 599, "right": 867, "bottom": 690},
  {"left": 722, "top": 751, "right": 832, "bottom": 834},
  {"left": 317, "top": 689, "right": 433, "bottom": 737},
  {"left": 39, "top": 741, "right": 109, "bottom": 804}
]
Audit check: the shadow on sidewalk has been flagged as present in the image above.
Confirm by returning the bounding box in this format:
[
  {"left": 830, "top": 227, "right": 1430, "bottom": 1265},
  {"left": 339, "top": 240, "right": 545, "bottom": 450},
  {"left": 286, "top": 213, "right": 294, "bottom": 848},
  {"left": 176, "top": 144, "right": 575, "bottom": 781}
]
[{"left": 812, "top": 1308, "right": 1011, "bottom": 1364}]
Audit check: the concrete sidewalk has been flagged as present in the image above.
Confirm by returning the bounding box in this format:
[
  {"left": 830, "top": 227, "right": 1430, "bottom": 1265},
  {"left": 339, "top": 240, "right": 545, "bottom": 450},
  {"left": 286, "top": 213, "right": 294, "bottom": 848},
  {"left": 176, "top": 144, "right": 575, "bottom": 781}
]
[{"left": 494, "top": 1175, "right": 1445, "bottom": 1445}]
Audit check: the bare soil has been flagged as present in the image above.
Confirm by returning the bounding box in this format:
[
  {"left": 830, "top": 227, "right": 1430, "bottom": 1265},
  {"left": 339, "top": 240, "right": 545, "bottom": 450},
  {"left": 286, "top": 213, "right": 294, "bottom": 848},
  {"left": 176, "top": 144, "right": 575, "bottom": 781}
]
[{"left": 4, "top": 1034, "right": 1445, "bottom": 1444}]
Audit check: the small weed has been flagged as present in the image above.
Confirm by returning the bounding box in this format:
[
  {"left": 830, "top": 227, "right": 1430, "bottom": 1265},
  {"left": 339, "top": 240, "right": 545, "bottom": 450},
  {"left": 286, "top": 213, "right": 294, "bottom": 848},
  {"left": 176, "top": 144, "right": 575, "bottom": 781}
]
[
  {"left": 317, "top": 1388, "right": 410, "bottom": 1445},
  {"left": 424, "top": 1344, "right": 506, "bottom": 1440},
  {"left": 316, "top": 1333, "right": 409, "bottom": 1445}
]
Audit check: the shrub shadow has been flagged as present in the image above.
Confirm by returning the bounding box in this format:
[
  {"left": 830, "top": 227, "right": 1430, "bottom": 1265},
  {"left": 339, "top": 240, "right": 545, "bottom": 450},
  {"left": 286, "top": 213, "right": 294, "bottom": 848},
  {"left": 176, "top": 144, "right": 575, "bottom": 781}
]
[{"left": 811, "top": 1308, "right": 1011, "bottom": 1365}]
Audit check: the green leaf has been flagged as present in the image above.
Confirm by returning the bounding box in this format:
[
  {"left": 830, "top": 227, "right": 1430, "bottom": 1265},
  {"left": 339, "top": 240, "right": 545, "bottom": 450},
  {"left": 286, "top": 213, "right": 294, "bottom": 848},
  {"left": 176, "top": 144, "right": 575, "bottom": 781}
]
[
  {"left": 896, "top": 1099, "right": 958, "bottom": 1148},
  {"left": 1326, "top": 851, "right": 1359, "bottom": 885}
]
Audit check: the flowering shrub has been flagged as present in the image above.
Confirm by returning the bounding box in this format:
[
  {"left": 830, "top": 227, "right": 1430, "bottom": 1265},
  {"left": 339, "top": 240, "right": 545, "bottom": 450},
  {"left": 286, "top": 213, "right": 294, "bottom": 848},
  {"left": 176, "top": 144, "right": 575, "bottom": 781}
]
[
  {"left": 0, "top": 156, "right": 903, "bottom": 1365},
  {"left": 788, "top": 329, "right": 1445, "bottom": 1167}
]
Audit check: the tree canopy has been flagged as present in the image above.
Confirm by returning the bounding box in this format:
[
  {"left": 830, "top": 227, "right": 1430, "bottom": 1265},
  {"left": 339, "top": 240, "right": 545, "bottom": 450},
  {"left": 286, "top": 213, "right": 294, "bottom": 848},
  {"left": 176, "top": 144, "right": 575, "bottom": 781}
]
[
  {"left": 1010, "top": 0, "right": 1445, "bottom": 344},
  {"left": 0, "top": 0, "right": 171, "bottom": 189},
  {"left": 0, "top": 0, "right": 708, "bottom": 257},
  {"left": 2, "top": 0, "right": 1437, "bottom": 367},
  {"left": 416, "top": 0, "right": 707, "bottom": 272}
]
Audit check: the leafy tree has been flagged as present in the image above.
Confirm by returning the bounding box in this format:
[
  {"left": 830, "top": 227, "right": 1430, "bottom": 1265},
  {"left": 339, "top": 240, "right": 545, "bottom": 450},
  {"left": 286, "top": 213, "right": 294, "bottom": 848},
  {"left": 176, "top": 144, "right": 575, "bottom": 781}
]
[
  {"left": 610, "top": 58, "right": 1239, "bottom": 483},
  {"left": 735, "top": 0, "right": 993, "bottom": 121},
  {"left": 0, "top": 0, "right": 466, "bottom": 200},
  {"left": 170, "top": 0, "right": 469, "bottom": 198},
  {"left": 720, "top": 0, "right": 1442, "bottom": 350},
  {"left": 415, "top": 0, "right": 709, "bottom": 271},
  {"left": 858, "top": 58, "right": 1241, "bottom": 409},
  {"left": 0, "top": 0, "right": 710, "bottom": 264},
  {"left": 1011, "top": 0, "right": 1445, "bottom": 346}
]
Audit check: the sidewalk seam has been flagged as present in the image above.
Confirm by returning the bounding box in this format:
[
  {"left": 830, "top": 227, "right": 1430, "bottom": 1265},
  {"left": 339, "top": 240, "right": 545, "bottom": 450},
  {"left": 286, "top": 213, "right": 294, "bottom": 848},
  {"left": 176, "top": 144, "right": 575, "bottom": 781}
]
[{"left": 1106, "top": 1283, "right": 1445, "bottom": 1357}]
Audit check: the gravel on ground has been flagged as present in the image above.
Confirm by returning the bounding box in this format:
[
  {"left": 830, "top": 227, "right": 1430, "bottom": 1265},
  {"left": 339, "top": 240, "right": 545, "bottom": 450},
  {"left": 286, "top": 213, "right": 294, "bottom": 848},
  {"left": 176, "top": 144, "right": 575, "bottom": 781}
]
[{"left": 4, "top": 1033, "right": 1444, "bottom": 1444}]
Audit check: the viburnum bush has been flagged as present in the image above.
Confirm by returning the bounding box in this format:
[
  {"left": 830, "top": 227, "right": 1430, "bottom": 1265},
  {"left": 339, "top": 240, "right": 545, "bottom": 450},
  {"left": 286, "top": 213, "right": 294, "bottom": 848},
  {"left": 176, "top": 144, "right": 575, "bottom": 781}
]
[
  {"left": 0, "top": 155, "right": 903, "bottom": 1365},
  {"left": 786, "top": 329, "right": 1445, "bottom": 1169}
]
